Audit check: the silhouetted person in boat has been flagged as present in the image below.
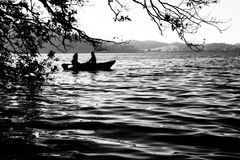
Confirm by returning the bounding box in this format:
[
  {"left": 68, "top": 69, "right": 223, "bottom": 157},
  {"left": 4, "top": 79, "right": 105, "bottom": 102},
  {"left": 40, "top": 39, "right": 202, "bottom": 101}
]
[
  {"left": 72, "top": 53, "right": 81, "bottom": 68},
  {"left": 48, "top": 50, "right": 55, "bottom": 59},
  {"left": 87, "top": 51, "right": 96, "bottom": 65}
]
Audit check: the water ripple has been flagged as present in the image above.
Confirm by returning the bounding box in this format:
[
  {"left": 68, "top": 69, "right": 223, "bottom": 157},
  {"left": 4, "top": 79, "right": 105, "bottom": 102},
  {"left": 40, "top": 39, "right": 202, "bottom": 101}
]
[{"left": 1, "top": 52, "right": 240, "bottom": 159}]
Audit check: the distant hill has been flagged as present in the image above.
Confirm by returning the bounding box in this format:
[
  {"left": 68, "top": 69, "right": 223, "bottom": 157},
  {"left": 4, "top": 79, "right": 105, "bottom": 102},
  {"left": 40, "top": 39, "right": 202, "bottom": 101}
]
[
  {"left": 204, "top": 43, "right": 235, "bottom": 51},
  {"left": 235, "top": 43, "right": 240, "bottom": 46},
  {"left": 40, "top": 39, "right": 240, "bottom": 53},
  {"left": 129, "top": 40, "right": 187, "bottom": 52},
  {"left": 130, "top": 40, "right": 240, "bottom": 52},
  {"left": 40, "top": 41, "right": 94, "bottom": 53},
  {"left": 40, "top": 41, "right": 138, "bottom": 53},
  {"left": 129, "top": 40, "right": 168, "bottom": 50}
]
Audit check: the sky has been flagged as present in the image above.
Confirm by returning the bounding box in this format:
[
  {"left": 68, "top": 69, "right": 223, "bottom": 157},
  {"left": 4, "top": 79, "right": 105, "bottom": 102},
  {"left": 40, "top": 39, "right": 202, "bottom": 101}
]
[{"left": 77, "top": 0, "right": 240, "bottom": 44}]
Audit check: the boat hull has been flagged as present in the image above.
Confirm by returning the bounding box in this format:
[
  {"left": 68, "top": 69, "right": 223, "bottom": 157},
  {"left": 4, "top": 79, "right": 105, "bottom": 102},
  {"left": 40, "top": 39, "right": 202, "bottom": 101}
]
[{"left": 62, "top": 60, "right": 116, "bottom": 71}]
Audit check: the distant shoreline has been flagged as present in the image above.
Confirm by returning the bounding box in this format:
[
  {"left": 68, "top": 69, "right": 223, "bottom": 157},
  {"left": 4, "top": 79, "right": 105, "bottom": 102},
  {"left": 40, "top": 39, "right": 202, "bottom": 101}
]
[{"left": 40, "top": 40, "right": 240, "bottom": 54}]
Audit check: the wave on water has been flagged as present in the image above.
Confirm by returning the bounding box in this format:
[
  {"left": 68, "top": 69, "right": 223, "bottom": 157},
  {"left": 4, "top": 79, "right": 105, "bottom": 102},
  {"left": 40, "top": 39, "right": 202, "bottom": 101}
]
[{"left": 1, "top": 52, "right": 240, "bottom": 160}]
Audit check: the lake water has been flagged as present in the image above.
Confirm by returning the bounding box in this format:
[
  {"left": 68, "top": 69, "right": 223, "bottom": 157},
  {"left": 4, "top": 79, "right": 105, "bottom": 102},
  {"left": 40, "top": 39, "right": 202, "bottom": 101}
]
[{"left": 1, "top": 52, "right": 240, "bottom": 159}]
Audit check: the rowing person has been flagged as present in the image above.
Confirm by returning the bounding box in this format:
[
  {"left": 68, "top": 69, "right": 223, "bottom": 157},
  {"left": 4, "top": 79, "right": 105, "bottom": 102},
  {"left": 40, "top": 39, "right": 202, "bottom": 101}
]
[
  {"left": 87, "top": 51, "right": 96, "bottom": 65},
  {"left": 72, "top": 53, "right": 81, "bottom": 68}
]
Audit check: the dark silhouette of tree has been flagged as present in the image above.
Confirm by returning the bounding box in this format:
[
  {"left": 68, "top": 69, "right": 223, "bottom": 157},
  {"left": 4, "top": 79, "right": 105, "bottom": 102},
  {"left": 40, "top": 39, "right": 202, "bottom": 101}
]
[
  {"left": 108, "top": 0, "right": 226, "bottom": 51},
  {"left": 0, "top": 0, "right": 107, "bottom": 89}
]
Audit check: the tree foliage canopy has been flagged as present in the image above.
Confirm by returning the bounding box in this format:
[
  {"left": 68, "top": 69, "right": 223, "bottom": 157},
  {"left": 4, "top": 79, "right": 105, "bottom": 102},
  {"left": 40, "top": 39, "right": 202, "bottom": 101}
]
[
  {"left": 0, "top": 0, "right": 224, "bottom": 89},
  {"left": 0, "top": 0, "right": 105, "bottom": 88}
]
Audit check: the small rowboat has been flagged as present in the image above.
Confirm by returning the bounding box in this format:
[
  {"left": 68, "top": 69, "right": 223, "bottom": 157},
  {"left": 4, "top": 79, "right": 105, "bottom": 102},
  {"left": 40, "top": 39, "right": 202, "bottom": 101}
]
[{"left": 62, "top": 60, "right": 116, "bottom": 71}]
